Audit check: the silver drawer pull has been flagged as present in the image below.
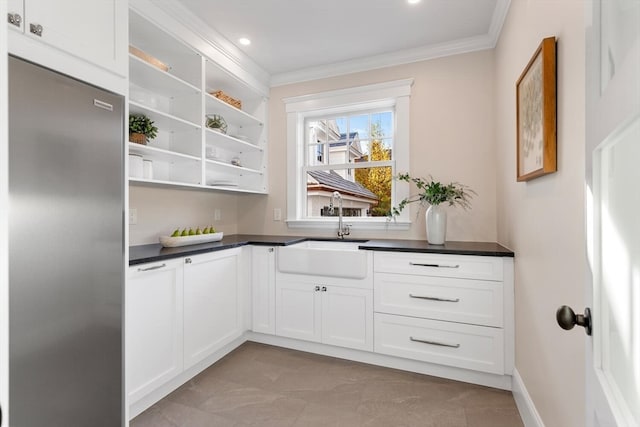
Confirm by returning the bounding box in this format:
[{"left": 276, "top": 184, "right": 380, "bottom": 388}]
[
  {"left": 137, "top": 263, "right": 166, "bottom": 272},
  {"left": 410, "top": 336, "right": 460, "bottom": 348},
  {"left": 409, "top": 262, "right": 460, "bottom": 268},
  {"left": 409, "top": 294, "right": 460, "bottom": 303}
]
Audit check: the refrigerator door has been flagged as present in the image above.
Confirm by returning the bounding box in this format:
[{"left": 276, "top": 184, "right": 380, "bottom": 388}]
[{"left": 8, "top": 56, "right": 124, "bottom": 426}]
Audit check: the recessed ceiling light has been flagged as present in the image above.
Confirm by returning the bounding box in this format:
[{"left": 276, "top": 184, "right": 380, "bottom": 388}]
[
  {"left": 407, "top": 0, "right": 421, "bottom": 4},
  {"left": 238, "top": 37, "right": 251, "bottom": 46}
]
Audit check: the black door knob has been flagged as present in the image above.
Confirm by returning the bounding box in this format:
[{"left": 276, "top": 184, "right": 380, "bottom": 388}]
[{"left": 556, "top": 305, "right": 592, "bottom": 336}]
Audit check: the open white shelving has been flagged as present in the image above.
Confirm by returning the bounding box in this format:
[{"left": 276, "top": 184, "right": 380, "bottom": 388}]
[{"left": 127, "top": 9, "right": 268, "bottom": 194}]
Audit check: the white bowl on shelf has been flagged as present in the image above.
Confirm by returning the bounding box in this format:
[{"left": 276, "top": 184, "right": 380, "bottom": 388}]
[{"left": 159, "top": 232, "right": 223, "bottom": 247}]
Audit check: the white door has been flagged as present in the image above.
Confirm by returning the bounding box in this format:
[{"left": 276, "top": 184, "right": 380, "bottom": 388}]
[
  {"left": 252, "top": 247, "right": 276, "bottom": 334},
  {"left": 127, "top": 260, "right": 184, "bottom": 404},
  {"left": 321, "top": 286, "right": 373, "bottom": 351},
  {"left": 275, "top": 280, "right": 322, "bottom": 342},
  {"left": 183, "top": 250, "right": 241, "bottom": 370},
  {"left": 6, "top": 0, "right": 23, "bottom": 33},
  {"left": 583, "top": 0, "right": 640, "bottom": 425},
  {"left": 22, "top": 0, "right": 126, "bottom": 74}
]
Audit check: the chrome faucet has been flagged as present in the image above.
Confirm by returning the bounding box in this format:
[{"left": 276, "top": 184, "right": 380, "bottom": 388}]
[{"left": 329, "top": 191, "right": 351, "bottom": 239}]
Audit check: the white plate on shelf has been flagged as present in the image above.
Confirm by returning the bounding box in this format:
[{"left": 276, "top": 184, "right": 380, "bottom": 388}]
[
  {"left": 208, "top": 180, "right": 239, "bottom": 187},
  {"left": 231, "top": 134, "right": 250, "bottom": 142},
  {"left": 159, "top": 232, "right": 223, "bottom": 248}
]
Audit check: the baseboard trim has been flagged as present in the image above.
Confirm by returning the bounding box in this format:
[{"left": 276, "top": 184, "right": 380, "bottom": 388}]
[
  {"left": 512, "top": 368, "right": 546, "bottom": 427},
  {"left": 128, "top": 335, "right": 246, "bottom": 419},
  {"left": 247, "top": 332, "right": 513, "bottom": 391}
]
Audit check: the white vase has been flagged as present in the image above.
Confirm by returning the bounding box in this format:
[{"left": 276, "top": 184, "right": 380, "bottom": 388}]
[{"left": 425, "top": 204, "right": 447, "bottom": 245}]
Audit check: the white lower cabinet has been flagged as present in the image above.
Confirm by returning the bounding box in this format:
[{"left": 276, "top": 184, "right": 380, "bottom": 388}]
[
  {"left": 251, "top": 247, "right": 276, "bottom": 334},
  {"left": 374, "top": 313, "right": 504, "bottom": 374},
  {"left": 127, "top": 258, "right": 184, "bottom": 404},
  {"left": 322, "top": 286, "right": 373, "bottom": 351},
  {"left": 373, "top": 252, "right": 514, "bottom": 377},
  {"left": 275, "top": 279, "right": 373, "bottom": 351},
  {"left": 127, "top": 248, "right": 242, "bottom": 408},
  {"left": 183, "top": 250, "right": 242, "bottom": 369}
]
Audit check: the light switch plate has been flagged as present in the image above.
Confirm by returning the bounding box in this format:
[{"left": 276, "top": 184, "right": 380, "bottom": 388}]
[{"left": 129, "top": 208, "right": 137, "bottom": 225}]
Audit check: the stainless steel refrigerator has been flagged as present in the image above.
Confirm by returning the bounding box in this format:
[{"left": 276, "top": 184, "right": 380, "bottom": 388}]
[{"left": 8, "top": 56, "right": 124, "bottom": 426}]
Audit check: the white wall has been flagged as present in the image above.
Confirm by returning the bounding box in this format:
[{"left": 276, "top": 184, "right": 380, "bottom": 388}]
[
  {"left": 495, "top": 1, "right": 586, "bottom": 426},
  {"left": 239, "top": 50, "right": 498, "bottom": 242},
  {"left": 129, "top": 186, "right": 239, "bottom": 245}
]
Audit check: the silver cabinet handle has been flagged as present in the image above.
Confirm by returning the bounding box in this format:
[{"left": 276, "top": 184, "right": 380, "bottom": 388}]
[
  {"left": 29, "top": 23, "right": 43, "bottom": 37},
  {"left": 268, "top": 248, "right": 274, "bottom": 253},
  {"left": 185, "top": 258, "right": 192, "bottom": 264},
  {"left": 7, "top": 13, "right": 22, "bottom": 27},
  {"left": 314, "top": 286, "right": 320, "bottom": 291},
  {"left": 410, "top": 336, "right": 460, "bottom": 348},
  {"left": 409, "top": 294, "right": 460, "bottom": 303},
  {"left": 321, "top": 286, "right": 327, "bottom": 292},
  {"left": 137, "top": 263, "right": 166, "bottom": 272},
  {"left": 409, "top": 262, "right": 460, "bottom": 268}
]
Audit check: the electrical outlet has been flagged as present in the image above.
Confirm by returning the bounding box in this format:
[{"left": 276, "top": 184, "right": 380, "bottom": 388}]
[
  {"left": 273, "top": 208, "right": 282, "bottom": 221},
  {"left": 214, "top": 208, "right": 221, "bottom": 221},
  {"left": 129, "top": 208, "right": 137, "bottom": 225}
]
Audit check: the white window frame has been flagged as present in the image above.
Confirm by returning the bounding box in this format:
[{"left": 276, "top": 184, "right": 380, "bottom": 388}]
[{"left": 284, "top": 79, "right": 413, "bottom": 230}]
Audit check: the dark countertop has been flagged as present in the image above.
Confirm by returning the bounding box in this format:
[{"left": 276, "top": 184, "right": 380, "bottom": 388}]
[
  {"left": 130, "top": 235, "right": 514, "bottom": 266},
  {"left": 129, "top": 234, "right": 307, "bottom": 266},
  {"left": 359, "top": 240, "right": 514, "bottom": 257}
]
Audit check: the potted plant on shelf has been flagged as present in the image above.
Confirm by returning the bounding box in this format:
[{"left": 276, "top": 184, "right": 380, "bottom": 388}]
[
  {"left": 129, "top": 114, "right": 158, "bottom": 145},
  {"left": 389, "top": 173, "right": 475, "bottom": 245},
  {"left": 206, "top": 114, "right": 228, "bottom": 134}
]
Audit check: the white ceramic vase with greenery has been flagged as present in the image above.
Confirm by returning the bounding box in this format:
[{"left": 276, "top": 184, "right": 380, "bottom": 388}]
[{"left": 389, "top": 173, "right": 475, "bottom": 245}]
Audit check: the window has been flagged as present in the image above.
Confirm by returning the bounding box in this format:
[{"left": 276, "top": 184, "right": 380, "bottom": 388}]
[{"left": 284, "top": 79, "right": 413, "bottom": 229}]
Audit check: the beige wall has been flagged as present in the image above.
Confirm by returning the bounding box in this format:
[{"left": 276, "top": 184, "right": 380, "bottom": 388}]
[
  {"left": 238, "top": 51, "right": 498, "bottom": 242},
  {"left": 495, "top": 1, "right": 586, "bottom": 426},
  {"left": 129, "top": 186, "right": 239, "bottom": 245}
]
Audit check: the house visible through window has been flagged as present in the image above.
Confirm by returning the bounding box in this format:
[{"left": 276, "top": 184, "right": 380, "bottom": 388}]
[
  {"left": 284, "top": 79, "right": 412, "bottom": 229},
  {"left": 306, "top": 111, "right": 393, "bottom": 218}
]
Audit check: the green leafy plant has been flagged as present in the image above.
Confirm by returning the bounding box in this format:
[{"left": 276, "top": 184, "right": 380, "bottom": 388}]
[
  {"left": 129, "top": 114, "right": 158, "bottom": 140},
  {"left": 206, "top": 114, "right": 227, "bottom": 134},
  {"left": 388, "top": 173, "right": 476, "bottom": 218}
]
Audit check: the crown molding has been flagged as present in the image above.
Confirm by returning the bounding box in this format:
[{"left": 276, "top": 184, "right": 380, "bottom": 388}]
[
  {"left": 489, "top": 0, "right": 512, "bottom": 47},
  {"left": 132, "top": 0, "right": 511, "bottom": 90},
  {"left": 271, "top": 0, "right": 512, "bottom": 87},
  {"left": 270, "top": 34, "right": 495, "bottom": 87}
]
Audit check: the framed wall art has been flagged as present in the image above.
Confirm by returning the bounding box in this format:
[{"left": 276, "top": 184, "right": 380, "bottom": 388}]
[{"left": 516, "top": 36, "right": 557, "bottom": 181}]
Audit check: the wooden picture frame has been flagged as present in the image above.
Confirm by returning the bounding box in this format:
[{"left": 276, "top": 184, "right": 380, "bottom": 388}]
[{"left": 516, "top": 37, "right": 557, "bottom": 181}]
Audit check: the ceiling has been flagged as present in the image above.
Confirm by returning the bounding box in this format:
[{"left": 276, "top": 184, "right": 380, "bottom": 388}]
[{"left": 167, "top": 0, "right": 511, "bottom": 86}]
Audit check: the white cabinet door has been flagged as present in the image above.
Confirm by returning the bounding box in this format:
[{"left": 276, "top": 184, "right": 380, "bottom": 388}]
[
  {"left": 183, "top": 250, "right": 241, "bottom": 370},
  {"left": 7, "top": 0, "right": 23, "bottom": 32},
  {"left": 127, "top": 259, "right": 184, "bottom": 404},
  {"left": 252, "top": 246, "right": 276, "bottom": 334},
  {"left": 275, "top": 280, "right": 322, "bottom": 342},
  {"left": 22, "top": 0, "right": 126, "bottom": 74},
  {"left": 322, "top": 286, "right": 373, "bottom": 351}
]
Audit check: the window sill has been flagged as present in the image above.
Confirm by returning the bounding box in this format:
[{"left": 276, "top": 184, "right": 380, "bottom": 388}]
[{"left": 286, "top": 218, "right": 410, "bottom": 231}]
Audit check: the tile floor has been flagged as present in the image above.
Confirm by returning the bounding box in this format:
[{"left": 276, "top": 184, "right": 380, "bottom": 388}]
[{"left": 131, "top": 342, "right": 524, "bottom": 427}]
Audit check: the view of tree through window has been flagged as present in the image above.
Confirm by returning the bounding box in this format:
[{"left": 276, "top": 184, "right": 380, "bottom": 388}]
[{"left": 305, "top": 111, "right": 393, "bottom": 218}]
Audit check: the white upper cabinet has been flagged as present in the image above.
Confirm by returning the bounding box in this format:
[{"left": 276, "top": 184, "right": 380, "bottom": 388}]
[
  {"left": 8, "top": 0, "right": 127, "bottom": 78},
  {"left": 7, "top": 0, "right": 24, "bottom": 33},
  {"left": 128, "top": 9, "right": 268, "bottom": 194}
]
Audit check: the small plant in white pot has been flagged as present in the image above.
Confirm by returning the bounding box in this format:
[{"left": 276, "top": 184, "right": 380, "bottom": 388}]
[{"left": 389, "top": 173, "right": 475, "bottom": 245}]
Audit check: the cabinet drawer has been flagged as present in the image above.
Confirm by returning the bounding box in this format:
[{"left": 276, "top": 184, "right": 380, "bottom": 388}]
[
  {"left": 374, "top": 252, "right": 503, "bottom": 281},
  {"left": 374, "top": 273, "right": 503, "bottom": 327},
  {"left": 374, "top": 313, "right": 504, "bottom": 374}
]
